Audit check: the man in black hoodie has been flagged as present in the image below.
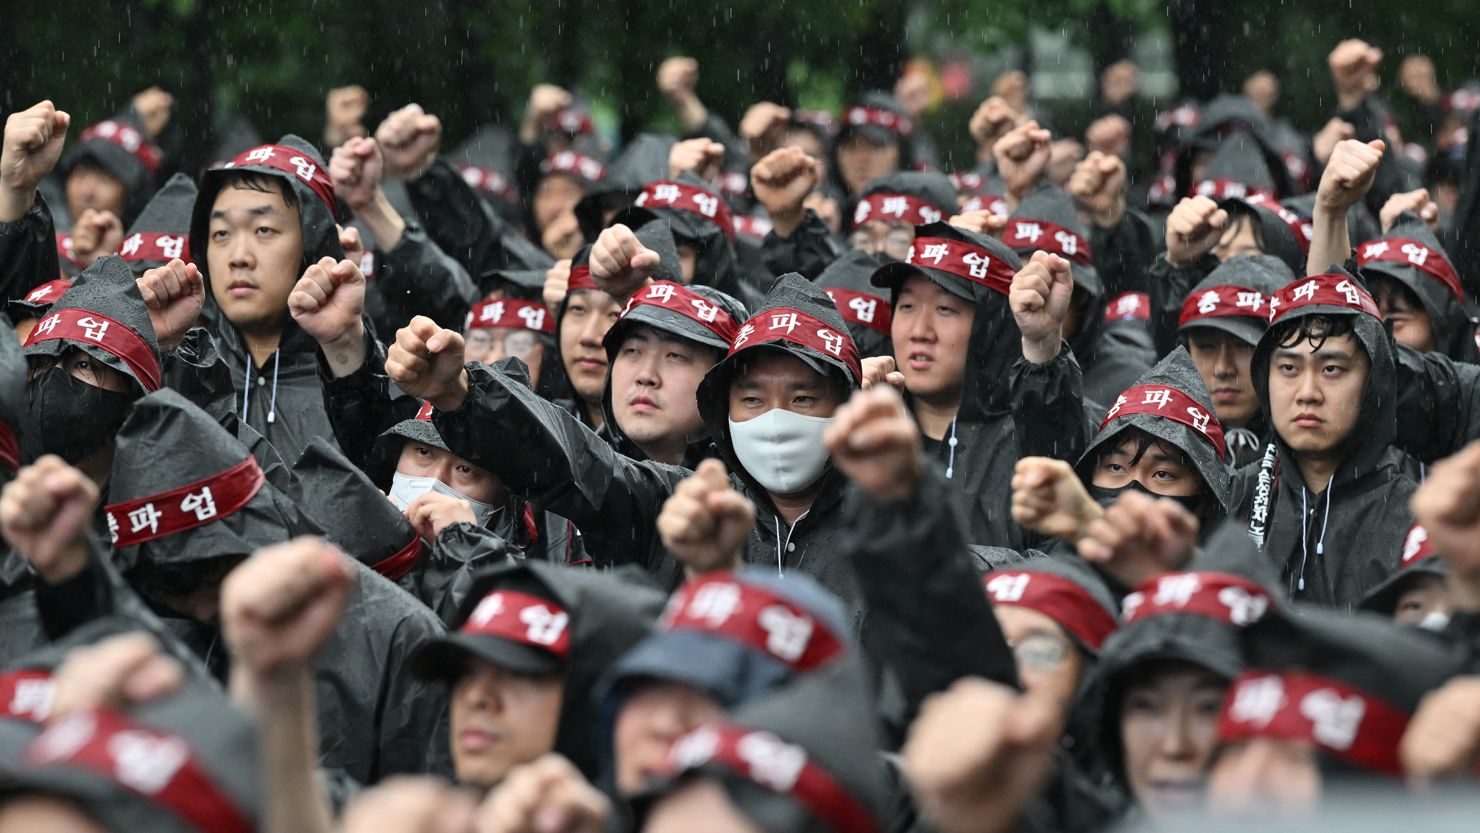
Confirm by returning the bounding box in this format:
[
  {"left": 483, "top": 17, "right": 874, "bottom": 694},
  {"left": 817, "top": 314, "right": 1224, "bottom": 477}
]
[{"left": 0, "top": 102, "right": 70, "bottom": 305}]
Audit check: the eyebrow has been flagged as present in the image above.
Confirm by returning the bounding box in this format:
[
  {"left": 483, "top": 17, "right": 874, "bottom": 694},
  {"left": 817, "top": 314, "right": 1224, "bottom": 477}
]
[{"left": 210, "top": 205, "right": 282, "bottom": 221}]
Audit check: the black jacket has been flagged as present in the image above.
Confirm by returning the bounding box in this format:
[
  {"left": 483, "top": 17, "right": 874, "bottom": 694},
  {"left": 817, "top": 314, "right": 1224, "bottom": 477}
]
[{"left": 0, "top": 192, "right": 63, "bottom": 304}]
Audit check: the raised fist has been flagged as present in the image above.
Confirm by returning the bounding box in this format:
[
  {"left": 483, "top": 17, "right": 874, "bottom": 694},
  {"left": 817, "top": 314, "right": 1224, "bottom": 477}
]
[
  {"left": 222, "top": 536, "right": 355, "bottom": 678},
  {"left": 993, "top": 120, "right": 1052, "bottom": 201},
  {"left": 289, "top": 256, "right": 367, "bottom": 376},
  {"left": 657, "top": 459, "right": 755, "bottom": 575},
  {"left": 387, "top": 316, "right": 470, "bottom": 412},
  {"left": 543, "top": 259, "right": 572, "bottom": 311},
  {"left": 540, "top": 211, "right": 583, "bottom": 262},
  {"left": 589, "top": 223, "right": 660, "bottom": 298},
  {"left": 1084, "top": 114, "right": 1132, "bottom": 159},
  {"left": 1, "top": 100, "right": 70, "bottom": 222},
  {"left": 132, "top": 87, "right": 175, "bottom": 139},
  {"left": 1316, "top": 138, "right": 1385, "bottom": 213},
  {"left": 1164, "top": 196, "right": 1229, "bottom": 267},
  {"left": 969, "top": 96, "right": 1020, "bottom": 151},
  {"left": 404, "top": 490, "right": 477, "bottom": 540},
  {"left": 739, "top": 101, "right": 792, "bottom": 157},
  {"left": 137, "top": 258, "right": 205, "bottom": 351},
  {"left": 823, "top": 386, "right": 924, "bottom": 503},
  {"left": 1077, "top": 490, "right": 1200, "bottom": 589},
  {"left": 1329, "top": 39, "right": 1383, "bottom": 103},
  {"left": 1009, "top": 251, "right": 1074, "bottom": 363},
  {"left": 329, "top": 136, "right": 384, "bottom": 212},
  {"left": 374, "top": 104, "right": 442, "bottom": 181},
  {"left": 750, "top": 147, "right": 822, "bottom": 236},
  {"left": 859, "top": 355, "right": 907, "bottom": 392},
  {"left": 1311, "top": 118, "right": 1356, "bottom": 167},
  {"left": 1068, "top": 150, "right": 1127, "bottom": 228},
  {"left": 1401, "top": 676, "right": 1480, "bottom": 782},
  {"left": 474, "top": 755, "right": 612, "bottom": 833},
  {"left": 947, "top": 209, "right": 1006, "bottom": 237},
  {"left": 68, "top": 208, "right": 124, "bottom": 269},
  {"left": 1010, "top": 457, "right": 1101, "bottom": 542},
  {"left": 49, "top": 633, "right": 185, "bottom": 721},
  {"left": 340, "top": 778, "right": 476, "bottom": 833},
  {"left": 656, "top": 57, "right": 700, "bottom": 102},
  {"left": 1379, "top": 188, "right": 1440, "bottom": 233},
  {"left": 668, "top": 138, "right": 725, "bottom": 183},
  {"left": 325, "top": 84, "right": 370, "bottom": 146},
  {"left": 0, "top": 456, "right": 99, "bottom": 585}
]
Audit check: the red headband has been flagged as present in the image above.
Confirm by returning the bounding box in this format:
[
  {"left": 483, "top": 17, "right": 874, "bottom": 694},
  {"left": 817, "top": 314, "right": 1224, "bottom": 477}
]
[
  {"left": 456, "top": 164, "right": 515, "bottom": 200},
  {"left": 1219, "top": 670, "right": 1409, "bottom": 776},
  {"left": 547, "top": 108, "right": 594, "bottom": 135},
  {"left": 1178, "top": 284, "right": 1271, "bottom": 327},
  {"left": 661, "top": 575, "right": 846, "bottom": 671},
  {"left": 634, "top": 181, "right": 735, "bottom": 242},
  {"left": 1244, "top": 193, "right": 1314, "bottom": 253},
  {"left": 566, "top": 264, "right": 598, "bottom": 293},
  {"left": 466, "top": 298, "right": 555, "bottom": 334},
  {"left": 1401, "top": 524, "right": 1435, "bottom": 566},
  {"left": 664, "top": 722, "right": 880, "bottom": 833},
  {"left": 1268, "top": 274, "right": 1381, "bottom": 325},
  {"left": 1358, "top": 237, "right": 1464, "bottom": 304},
  {"left": 850, "top": 193, "right": 944, "bottom": 230},
  {"left": 718, "top": 171, "right": 750, "bottom": 197},
  {"left": 733, "top": 215, "right": 774, "bottom": 240},
  {"left": 824, "top": 288, "right": 892, "bottom": 336},
  {"left": 1106, "top": 291, "right": 1151, "bottom": 323},
  {"left": 25, "top": 308, "right": 162, "bottom": 392},
  {"left": 1101, "top": 383, "right": 1227, "bottom": 459},
  {"left": 55, "top": 233, "right": 77, "bottom": 267},
  {"left": 0, "top": 422, "right": 17, "bottom": 472},
  {"left": 1191, "top": 178, "right": 1275, "bottom": 203},
  {"left": 959, "top": 194, "right": 1009, "bottom": 217},
  {"left": 949, "top": 171, "right": 984, "bottom": 192},
  {"left": 983, "top": 571, "right": 1117, "bottom": 651},
  {"left": 1121, "top": 572, "right": 1272, "bottom": 626},
  {"left": 21, "top": 279, "right": 71, "bottom": 306},
  {"left": 221, "top": 144, "right": 338, "bottom": 217},
  {"left": 461, "top": 589, "right": 571, "bottom": 658},
  {"left": 26, "top": 708, "right": 254, "bottom": 833},
  {"left": 1003, "top": 219, "right": 1092, "bottom": 265},
  {"left": 370, "top": 534, "right": 423, "bottom": 582},
  {"left": 0, "top": 669, "right": 53, "bottom": 722},
  {"left": 414, "top": 400, "right": 435, "bottom": 422},
  {"left": 621, "top": 281, "right": 739, "bottom": 344},
  {"left": 541, "top": 150, "right": 606, "bottom": 183},
  {"left": 730, "top": 307, "right": 861, "bottom": 381},
  {"left": 104, "top": 456, "right": 266, "bottom": 548},
  {"left": 79, "top": 120, "right": 161, "bottom": 175},
  {"left": 843, "top": 105, "right": 913, "bottom": 138},
  {"left": 118, "top": 231, "right": 191, "bottom": 265},
  {"left": 905, "top": 236, "right": 1017, "bottom": 296}
]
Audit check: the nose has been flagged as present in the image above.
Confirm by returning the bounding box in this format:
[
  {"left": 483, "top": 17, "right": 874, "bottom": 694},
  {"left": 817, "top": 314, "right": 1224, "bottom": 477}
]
[
  {"left": 1294, "top": 367, "right": 1324, "bottom": 405},
  {"left": 456, "top": 672, "right": 502, "bottom": 714},
  {"left": 633, "top": 352, "right": 660, "bottom": 388},
  {"left": 908, "top": 307, "right": 937, "bottom": 343},
  {"left": 1213, "top": 343, "right": 1237, "bottom": 379},
  {"left": 578, "top": 313, "right": 607, "bottom": 348},
  {"left": 228, "top": 233, "right": 254, "bottom": 270},
  {"left": 1158, "top": 703, "right": 1198, "bottom": 761},
  {"left": 429, "top": 455, "right": 457, "bottom": 486}
]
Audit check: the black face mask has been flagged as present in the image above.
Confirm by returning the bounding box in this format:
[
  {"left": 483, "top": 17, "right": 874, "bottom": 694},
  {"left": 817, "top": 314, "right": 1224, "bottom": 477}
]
[
  {"left": 1088, "top": 481, "right": 1204, "bottom": 515},
  {"left": 22, "top": 366, "right": 134, "bottom": 465}
]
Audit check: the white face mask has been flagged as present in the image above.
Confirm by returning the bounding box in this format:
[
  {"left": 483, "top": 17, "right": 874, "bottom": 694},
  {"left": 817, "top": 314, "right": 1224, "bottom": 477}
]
[
  {"left": 727, "top": 408, "right": 833, "bottom": 495},
  {"left": 389, "top": 472, "right": 501, "bottom": 527}
]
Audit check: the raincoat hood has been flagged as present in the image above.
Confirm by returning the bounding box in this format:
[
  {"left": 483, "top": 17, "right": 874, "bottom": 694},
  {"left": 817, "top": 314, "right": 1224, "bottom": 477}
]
[
  {"left": 1176, "top": 94, "right": 1294, "bottom": 199},
  {"left": 849, "top": 171, "right": 955, "bottom": 230},
  {"left": 1356, "top": 212, "right": 1478, "bottom": 361},
  {"left": 118, "top": 172, "right": 198, "bottom": 276},
  {"left": 574, "top": 134, "right": 675, "bottom": 240},
  {"left": 815, "top": 249, "right": 892, "bottom": 359},
  {"left": 61, "top": 112, "right": 160, "bottom": 225},
  {"left": 1006, "top": 188, "right": 1106, "bottom": 358},
  {"left": 614, "top": 173, "right": 743, "bottom": 298},
  {"left": 290, "top": 436, "right": 426, "bottom": 580},
  {"left": 1176, "top": 254, "right": 1294, "bottom": 346},
  {"left": 1359, "top": 523, "right": 1447, "bottom": 616},
  {"left": 982, "top": 555, "right": 1119, "bottom": 657},
  {"left": 0, "top": 313, "right": 25, "bottom": 478},
  {"left": 23, "top": 255, "right": 162, "bottom": 395}
]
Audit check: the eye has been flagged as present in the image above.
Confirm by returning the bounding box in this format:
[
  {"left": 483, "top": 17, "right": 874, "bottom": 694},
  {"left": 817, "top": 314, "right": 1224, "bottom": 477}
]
[
  {"left": 666, "top": 352, "right": 689, "bottom": 363},
  {"left": 896, "top": 302, "right": 915, "bottom": 313},
  {"left": 793, "top": 395, "right": 816, "bottom": 407},
  {"left": 1323, "top": 365, "right": 1344, "bottom": 376},
  {"left": 621, "top": 345, "right": 639, "bottom": 357},
  {"left": 1124, "top": 693, "right": 1160, "bottom": 715},
  {"left": 256, "top": 226, "right": 277, "bottom": 236},
  {"left": 567, "top": 303, "right": 588, "bottom": 316},
  {"left": 456, "top": 464, "right": 474, "bottom": 475},
  {"left": 937, "top": 305, "right": 956, "bottom": 316},
  {"left": 1278, "top": 362, "right": 1297, "bottom": 374},
  {"left": 415, "top": 445, "right": 432, "bottom": 457},
  {"left": 741, "top": 396, "right": 763, "bottom": 407},
  {"left": 211, "top": 229, "right": 230, "bottom": 242},
  {"left": 1105, "top": 463, "right": 1126, "bottom": 474},
  {"left": 1152, "top": 469, "right": 1177, "bottom": 481}
]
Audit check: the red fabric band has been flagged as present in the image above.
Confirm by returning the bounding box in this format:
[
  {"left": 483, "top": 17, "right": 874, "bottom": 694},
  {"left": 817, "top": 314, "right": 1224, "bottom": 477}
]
[
  {"left": 1268, "top": 274, "right": 1381, "bottom": 326},
  {"left": 118, "top": 231, "right": 191, "bottom": 265},
  {"left": 55, "top": 234, "right": 76, "bottom": 267},
  {"left": 371, "top": 535, "right": 424, "bottom": 582},
  {"left": 664, "top": 721, "right": 881, "bottom": 833},
  {"left": 634, "top": 180, "right": 735, "bottom": 242},
  {"left": 104, "top": 457, "right": 266, "bottom": 548},
  {"left": 824, "top": 288, "right": 892, "bottom": 336},
  {"left": 221, "top": 144, "right": 338, "bottom": 218},
  {"left": 21, "top": 279, "right": 71, "bottom": 306},
  {"left": 1121, "top": 572, "right": 1272, "bottom": 626},
  {"left": 1219, "top": 670, "right": 1409, "bottom": 776},
  {"left": 905, "top": 236, "right": 1018, "bottom": 296},
  {"left": 1106, "top": 292, "right": 1151, "bottom": 322},
  {"left": 1101, "top": 383, "right": 1227, "bottom": 459},
  {"left": 1002, "top": 219, "right": 1092, "bottom": 265},
  {"left": 729, "top": 307, "right": 861, "bottom": 381},
  {"left": 661, "top": 575, "right": 846, "bottom": 671},
  {"left": 1178, "top": 284, "right": 1272, "bottom": 327},
  {"left": 456, "top": 164, "right": 515, "bottom": 200},
  {"left": 733, "top": 215, "right": 774, "bottom": 240},
  {"left": 1357, "top": 237, "right": 1465, "bottom": 304},
  {"left": 567, "top": 265, "right": 597, "bottom": 293},
  {"left": 1401, "top": 524, "right": 1435, "bottom": 566},
  {"left": 1191, "top": 178, "right": 1275, "bottom": 202},
  {"left": 0, "top": 422, "right": 18, "bottom": 472},
  {"left": 461, "top": 589, "right": 571, "bottom": 658},
  {"left": 414, "top": 400, "right": 435, "bottom": 422},
  {"left": 26, "top": 708, "right": 254, "bottom": 833},
  {"left": 79, "top": 121, "right": 162, "bottom": 175},
  {"left": 842, "top": 105, "right": 913, "bottom": 138},
  {"left": 25, "top": 308, "right": 162, "bottom": 392},
  {"left": 959, "top": 194, "right": 1009, "bottom": 217},
  {"left": 1244, "top": 193, "right": 1314, "bottom": 253},
  {"left": 0, "top": 669, "right": 53, "bottom": 722},
  {"left": 949, "top": 172, "right": 984, "bottom": 192},
  {"left": 547, "top": 108, "right": 594, "bottom": 135},
  {"left": 541, "top": 150, "right": 606, "bottom": 183},
  {"left": 466, "top": 298, "right": 556, "bottom": 334},
  {"left": 983, "top": 571, "right": 1117, "bottom": 651},
  {"left": 621, "top": 281, "right": 739, "bottom": 344},
  {"left": 850, "top": 193, "right": 945, "bottom": 230}
]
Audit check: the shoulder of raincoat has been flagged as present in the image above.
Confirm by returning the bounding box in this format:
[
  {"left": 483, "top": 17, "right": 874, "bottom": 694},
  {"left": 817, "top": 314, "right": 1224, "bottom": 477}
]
[
  {"left": 0, "top": 191, "right": 63, "bottom": 303},
  {"left": 1090, "top": 208, "right": 1160, "bottom": 298},
  {"left": 369, "top": 219, "right": 481, "bottom": 334},
  {"left": 1146, "top": 251, "right": 1220, "bottom": 359},
  {"left": 407, "top": 522, "right": 523, "bottom": 624},
  {"left": 1357, "top": 212, "right": 1479, "bottom": 363},
  {"left": 760, "top": 209, "right": 844, "bottom": 280},
  {"left": 1392, "top": 343, "right": 1480, "bottom": 463},
  {"left": 161, "top": 326, "right": 238, "bottom": 423},
  {"left": 1009, "top": 344, "right": 1094, "bottom": 464}
]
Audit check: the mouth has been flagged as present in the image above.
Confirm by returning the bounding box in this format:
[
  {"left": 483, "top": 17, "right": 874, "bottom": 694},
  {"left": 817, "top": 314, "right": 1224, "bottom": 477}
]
[
  {"left": 1292, "top": 413, "right": 1325, "bottom": 428},
  {"left": 572, "top": 356, "right": 607, "bottom": 374},
  {"left": 458, "top": 729, "right": 504, "bottom": 753},
  {"left": 628, "top": 394, "right": 660, "bottom": 413},
  {"left": 907, "top": 352, "right": 934, "bottom": 371},
  {"left": 1149, "top": 779, "right": 1204, "bottom": 807},
  {"left": 226, "top": 280, "right": 258, "bottom": 298},
  {"left": 1212, "top": 388, "right": 1244, "bottom": 403}
]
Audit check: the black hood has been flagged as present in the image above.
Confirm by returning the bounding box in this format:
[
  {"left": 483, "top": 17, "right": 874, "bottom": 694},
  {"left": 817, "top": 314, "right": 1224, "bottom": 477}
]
[
  {"left": 23, "top": 255, "right": 162, "bottom": 395},
  {"left": 290, "top": 436, "right": 425, "bottom": 577},
  {"left": 614, "top": 173, "right": 743, "bottom": 300},
  {"left": 60, "top": 112, "right": 159, "bottom": 225},
  {"left": 0, "top": 313, "right": 25, "bottom": 477},
  {"left": 1193, "top": 134, "right": 1277, "bottom": 198},
  {"left": 414, "top": 560, "right": 664, "bottom": 781},
  {"left": 119, "top": 172, "right": 197, "bottom": 276},
  {"left": 1175, "top": 94, "right": 1294, "bottom": 199},
  {"left": 1220, "top": 196, "right": 1309, "bottom": 275},
  {"left": 815, "top": 249, "right": 892, "bottom": 359},
  {"left": 1357, "top": 212, "right": 1478, "bottom": 361},
  {"left": 1359, "top": 523, "right": 1447, "bottom": 616},
  {"left": 1007, "top": 187, "right": 1106, "bottom": 358},
  {"left": 850, "top": 170, "right": 955, "bottom": 229},
  {"left": 1177, "top": 254, "right": 1295, "bottom": 346},
  {"left": 831, "top": 90, "right": 915, "bottom": 198},
  {"left": 574, "top": 134, "right": 676, "bottom": 240},
  {"left": 1076, "top": 347, "right": 1233, "bottom": 514}
]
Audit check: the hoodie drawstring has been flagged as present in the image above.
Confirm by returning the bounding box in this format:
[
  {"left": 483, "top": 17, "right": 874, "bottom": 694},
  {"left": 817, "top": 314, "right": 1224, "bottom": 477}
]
[
  {"left": 1297, "top": 480, "right": 1334, "bottom": 593},
  {"left": 241, "top": 351, "right": 253, "bottom": 420},
  {"left": 945, "top": 417, "right": 959, "bottom": 480},
  {"left": 266, "top": 350, "right": 281, "bottom": 425}
]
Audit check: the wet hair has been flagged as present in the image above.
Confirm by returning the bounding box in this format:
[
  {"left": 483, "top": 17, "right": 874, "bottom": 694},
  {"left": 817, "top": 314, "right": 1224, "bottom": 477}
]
[
  {"left": 1100, "top": 429, "right": 1193, "bottom": 472},
  {"left": 1366, "top": 273, "right": 1425, "bottom": 314},
  {"left": 1221, "top": 203, "right": 1269, "bottom": 252},
  {"left": 1270, "top": 313, "right": 1356, "bottom": 353},
  {"left": 731, "top": 347, "right": 851, "bottom": 403},
  {"left": 216, "top": 170, "right": 299, "bottom": 214}
]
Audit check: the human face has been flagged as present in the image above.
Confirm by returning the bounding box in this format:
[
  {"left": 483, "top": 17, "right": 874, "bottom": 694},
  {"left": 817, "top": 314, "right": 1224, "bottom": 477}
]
[
  {"left": 993, "top": 605, "right": 1084, "bottom": 716},
  {"left": 465, "top": 327, "right": 544, "bottom": 381},
  {"left": 207, "top": 183, "right": 304, "bottom": 335},
  {"left": 1119, "top": 662, "right": 1227, "bottom": 822},
  {"left": 533, "top": 174, "right": 585, "bottom": 234},
  {"left": 1092, "top": 435, "right": 1204, "bottom": 498},
  {"left": 848, "top": 220, "right": 915, "bottom": 261},
  {"left": 728, "top": 351, "right": 846, "bottom": 423},
  {"left": 643, "top": 779, "right": 765, "bottom": 833},
  {"left": 783, "top": 128, "right": 826, "bottom": 167},
  {"left": 1212, "top": 214, "right": 1263, "bottom": 262},
  {"left": 1186, "top": 328, "right": 1259, "bottom": 427},
  {"left": 65, "top": 165, "right": 127, "bottom": 219},
  {"left": 1207, "top": 737, "right": 1321, "bottom": 818},
  {"left": 450, "top": 661, "right": 564, "bottom": 789},
  {"left": 1370, "top": 276, "right": 1435, "bottom": 353},
  {"left": 891, "top": 275, "right": 973, "bottom": 405},
  {"left": 837, "top": 135, "right": 901, "bottom": 195},
  {"left": 559, "top": 290, "right": 623, "bottom": 408},
  {"left": 1268, "top": 330, "right": 1370, "bottom": 469},
  {"left": 55, "top": 348, "right": 133, "bottom": 394},
  {"left": 611, "top": 326, "right": 717, "bottom": 465},
  {"left": 613, "top": 681, "right": 724, "bottom": 796},
  {"left": 396, "top": 442, "right": 504, "bottom": 505},
  {"left": 0, "top": 796, "right": 110, "bottom": 833},
  {"left": 1393, "top": 573, "right": 1452, "bottom": 627}
]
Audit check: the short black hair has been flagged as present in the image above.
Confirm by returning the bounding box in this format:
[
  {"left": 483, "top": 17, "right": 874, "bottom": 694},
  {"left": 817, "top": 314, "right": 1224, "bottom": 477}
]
[
  {"left": 216, "top": 170, "right": 299, "bottom": 214},
  {"left": 1366, "top": 273, "right": 1425, "bottom": 314},
  {"left": 1222, "top": 203, "right": 1269, "bottom": 252},
  {"left": 1271, "top": 313, "right": 1356, "bottom": 353}
]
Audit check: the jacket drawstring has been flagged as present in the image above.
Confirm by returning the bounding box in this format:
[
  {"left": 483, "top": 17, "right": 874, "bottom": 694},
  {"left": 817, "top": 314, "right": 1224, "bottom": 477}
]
[
  {"left": 241, "top": 351, "right": 253, "bottom": 421},
  {"left": 266, "top": 349, "right": 281, "bottom": 425},
  {"left": 773, "top": 511, "right": 809, "bottom": 576},
  {"left": 1297, "top": 480, "right": 1334, "bottom": 592},
  {"left": 945, "top": 417, "right": 959, "bottom": 480}
]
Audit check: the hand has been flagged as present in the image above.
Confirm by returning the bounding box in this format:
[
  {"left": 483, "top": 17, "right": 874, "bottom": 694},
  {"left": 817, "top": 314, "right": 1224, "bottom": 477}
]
[
  {"left": 1401, "top": 677, "right": 1480, "bottom": 783},
  {"left": 1399, "top": 54, "right": 1441, "bottom": 104},
  {"left": 969, "top": 97, "right": 1020, "bottom": 154},
  {"left": 374, "top": 104, "right": 442, "bottom": 181},
  {"left": 1164, "top": 196, "right": 1229, "bottom": 267},
  {"left": 946, "top": 209, "right": 1006, "bottom": 237},
  {"left": 48, "top": 633, "right": 186, "bottom": 721},
  {"left": 1077, "top": 490, "right": 1200, "bottom": 589},
  {"left": 1084, "top": 114, "right": 1132, "bottom": 159},
  {"left": 339, "top": 777, "right": 477, "bottom": 833},
  {"left": 656, "top": 56, "right": 700, "bottom": 102},
  {"left": 0, "top": 456, "right": 98, "bottom": 585},
  {"left": 1380, "top": 188, "right": 1440, "bottom": 233},
  {"left": 522, "top": 84, "right": 573, "bottom": 144},
  {"left": 131, "top": 87, "right": 175, "bottom": 138},
  {"left": 404, "top": 490, "right": 478, "bottom": 540},
  {"left": 859, "top": 355, "right": 907, "bottom": 392},
  {"left": 589, "top": 223, "right": 660, "bottom": 298},
  {"left": 657, "top": 459, "right": 754, "bottom": 576},
  {"left": 339, "top": 224, "right": 366, "bottom": 264},
  {"left": 474, "top": 754, "right": 611, "bottom": 833},
  {"left": 1411, "top": 440, "right": 1480, "bottom": 609},
  {"left": 1315, "top": 138, "right": 1385, "bottom": 214},
  {"left": 222, "top": 536, "right": 355, "bottom": 680},
  {"left": 387, "top": 316, "right": 470, "bottom": 412},
  {"left": 739, "top": 101, "right": 792, "bottom": 157},
  {"left": 903, "top": 678, "right": 1062, "bottom": 833},
  {"left": 137, "top": 258, "right": 204, "bottom": 351},
  {"left": 750, "top": 147, "right": 822, "bottom": 238},
  {"left": 667, "top": 138, "right": 725, "bottom": 182},
  {"left": 1100, "top": 60, "right": 1140, "bottom": 107},
  {"left": 1329, "top": 39, "right": 1383, "bottom": 107},
  {"left": 823, "top": 385, "right": 924, "bottom": 504},
  {"left": 329, "top": 137, "right": 384, "bottom": 212},
  {"left": 1068, "top": 150, "right": 1127, "bottom": 228},
  {"left": 543, "top": 259, "right": 572, "bottom": 310},
  {"left": 1009, "top": 251, "right": 1074, "bottom": 363},
  {"left": 1010, "top": 457, "right": 1102, "bottom": 542},
  {"left": 993, "top": 120, "right": 1052, "bottom": 201},
  {"left": 1, "top": 101, "right": 70, "bottom": 223},
  {"left": 1312, "top": 118, "right": 1356, "bottom": 167},
  {"left": 68, "top": 208, "right": 124, "bottom": 268},
  {"left": 540, "top": 212, "right": 583, "bottom": 262},
  {"left": 325, "top": 84, "right": 370, "bottom": 146},
  {"left": 804, "top": 192, "right": 841, "bottom": 236},
  {"left": 290, "top": 256, "right": 367, "bottom": 377}
]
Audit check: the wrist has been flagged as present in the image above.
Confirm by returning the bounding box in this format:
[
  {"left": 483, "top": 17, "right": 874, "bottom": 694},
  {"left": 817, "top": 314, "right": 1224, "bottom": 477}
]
[
  {"left": 1072, "top": 501, "right": 1105, "bottom": 542},
  {"left": 0, "top": 186, "right": 36, "bottom": 225},
  {"left": 230, "top": 663, "right": 314, "bottom": 714},
  {"left": 1091, "top": 200, "right": 1126, "bottom": 230},
  {"left": 1164, "top": 249, "right": 1198, "bottom": 269},
  {"left": 767, "top": 204, "right": 806, "bottom": 239},
  {"left": 320, "top": 323, "right": 367, "bottom": 378},
  {"left": 358, "top": 190, "right": 406, "bottom": 250},
  {"left": 431, "top": 369, "right": 471, "bottom": 412},
  {"left": 1021, "top": 332, "right": 1062, "bottom": 365}
]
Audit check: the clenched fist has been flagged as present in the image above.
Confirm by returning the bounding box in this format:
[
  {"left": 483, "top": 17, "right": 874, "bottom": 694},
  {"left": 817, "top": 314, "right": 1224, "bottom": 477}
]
[
  {"left": 750, "top": 147, "right": 822, "bottom": 238},
  {"left": 387, "top": 316, "right": 470, "bottom": 412},
  {"left": 658, "top": 459, "right": 754, "bottom": 576},
  {"left": 68, "top": 208, "right": 124, "bottom": 269},
  {"left": 1315, "top": 138, "right": 1385, "bottom": 214},
  {"left": 1164, "top": 196, "right": 1229, "bottom": 268},
  {"left": 1379, "top": 188, "right": 1440, "bottom": 233},
  {"left": 375, "top": 104, "right": 442, "bottom": 181},
  {"left": 823, "top": 386, "right": 924, "bottom": 503},
  {"left": 969, "top": 96, "right": 1020, "bottom": 155},
  {"left": 1068, "top": 151, "right": 1127, "bottom": 228},
  {"left": 404, "top": 491, "right": 477, "bottom": 540},
  {"left": 668, "top": 138, "right": 725, "bottom": 183},
  {"left": 0, "top": 456, "right": 99, "bottom": 585},
  {"left": 993, "top": 120, "right": 1052, "bottom": 202},
  {"left": 739, "top": 101, "right": 792, "bottom": 157},
  {"left": 324, "top": 84, "right": 370, "bottom": 147},
  {"left": 1010, "top": 457, "right": 1101, "bottom": 543},
  {"left": 1400, "top": 677, "right": 1480, "bottom": 783},
  {"left": 329, "top": 136, "right": 385, "bottom": 212},
  {"left": 589, "top": 223, "right": 660, "bottom": 298},
  {"left": 49, "top": 633, "right": 185, "bottom": 721},
  {"left": 222, "top": 536, "right": 355, "bottom": 679},
  {"left": 1077, "top": 490, "right": 1199, "bottom": 589},
  {"left": 1009, "top": 251, "right": 1074, "bottom": 363},
  {"left": 137, "top": 258, "right": 205, "bottom": 351},
  {"left": 1, "top": 100, "right": 71, "bottom": 222},
  {"left": 290, "top": 256, "right": 367, "bottom": 377}
]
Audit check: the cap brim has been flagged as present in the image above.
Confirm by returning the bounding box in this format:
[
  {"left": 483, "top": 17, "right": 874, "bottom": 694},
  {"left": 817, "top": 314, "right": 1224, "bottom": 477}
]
[
  {"left": 1359, "top": 561, "right": 1447, "bottom": 615},
  {"left": 1177, "top": 315, "right": 1266, "bottom": 346},
  {"left": 870, "top": 262, "right": 975, "bottom": 302},
  {"left": 838, "top": 123, "right": 899, "bottom": 146},
  {"left": 412, "top": 633, "right": 564, "bottom": 681},
  {"left": 378, "top": 419, "right": 448, "bottom": 452},
  {"left": 602, "top": 630, "right": 794, "bottom": 709},
  {"left": 605, "top": 306, "right": 731, "bottom": 356}
]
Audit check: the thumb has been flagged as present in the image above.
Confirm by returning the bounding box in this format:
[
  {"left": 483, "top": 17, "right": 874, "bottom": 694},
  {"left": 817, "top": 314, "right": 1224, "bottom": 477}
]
[
  {"left": 1368, "top": 139, "right": 1387, "bottom": 154},
  {"left": 632, "top": 248, "right": 661, "bottom": 272}
]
